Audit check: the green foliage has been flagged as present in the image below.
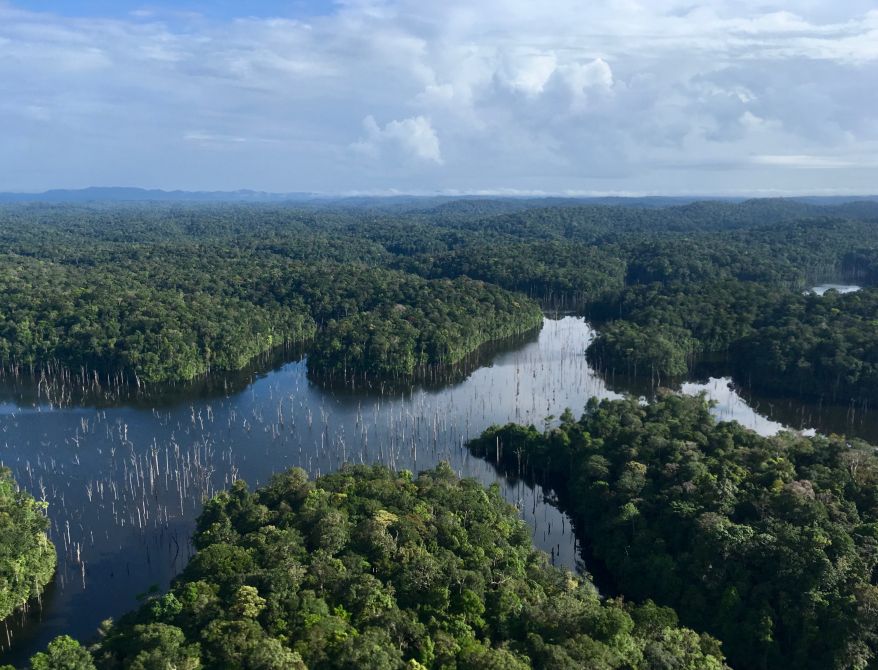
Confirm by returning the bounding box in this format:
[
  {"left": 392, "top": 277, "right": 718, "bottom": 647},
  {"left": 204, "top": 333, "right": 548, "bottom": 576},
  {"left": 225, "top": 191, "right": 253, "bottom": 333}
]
[
  {"left": 0, "top": 206, "right": 542, "bottom": 383},
  {"left": 3, "top": 199, "right": 878, "bottom": 395},
  {"left": 405, "top": 240, "right": 627, "bottom": 305},
  {"left": 588, "top": 321, "right": 693, "bottom": 380},
  {"left": 589, "top": 280, "right": 878, "bottom": 403},
  {"left": 0, "top": 250, "right": 317, "bottom": 383},
  {"left": 470, "top": 394, "right": 878, "bottom": 669},
  {"left": 733, "top": 288, "right": 878, "bottom": 401},
  {"left": 590, "top": 280, "right": 782, "bottom": 353},
  {"left": 70, "top": 465, "right": 727, "bottom": 669},
  {"left": 30, "top": 636, "right": 95, "bottom": 670},
  {"left": 308, "top": 280, "right": 542, "bottom": 377},
  {"left": 0, "top": 467, "right": 56, "bottom": 621}
]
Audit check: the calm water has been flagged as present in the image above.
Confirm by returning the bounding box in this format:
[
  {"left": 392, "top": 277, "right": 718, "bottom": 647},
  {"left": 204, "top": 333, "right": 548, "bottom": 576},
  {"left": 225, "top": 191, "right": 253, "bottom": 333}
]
[
  {"left": 0, "top": 316, "right": 873, "bottom": 663},
  {"left": 808, "top": 283, "right": 862, "bottom": 295}
]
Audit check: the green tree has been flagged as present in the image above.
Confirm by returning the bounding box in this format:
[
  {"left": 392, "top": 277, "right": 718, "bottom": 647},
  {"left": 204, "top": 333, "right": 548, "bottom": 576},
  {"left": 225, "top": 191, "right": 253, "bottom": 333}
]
[{"left": 30, "top": 636, "right": 95, "bottom": 670}]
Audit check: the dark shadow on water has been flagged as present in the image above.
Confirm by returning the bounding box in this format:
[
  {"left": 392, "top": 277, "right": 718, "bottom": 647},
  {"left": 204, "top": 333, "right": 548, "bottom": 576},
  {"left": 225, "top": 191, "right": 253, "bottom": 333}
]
[
  {"left": 0, "top": 325, "right": 544, "bottom": 412},
  {"left": 2, "top": 518, "right": 196, "bottom": 667},
  {"left": 1, "top": 580, "right": 58, "bottom": 663},
  {"left": 727, "top": 383, "right": 878, "bottom": 443},
  {"left": 592, "top": 352, "right": 878, "bottom": 443},
  {"left": 0, "top": 344, "right": 309, "bottom": 411},
  {"left": 472, "top": 447, "right": 616, "bottom": 597},
  {"left": 305, "top": 325, "right": 543, "bottom": 399}
]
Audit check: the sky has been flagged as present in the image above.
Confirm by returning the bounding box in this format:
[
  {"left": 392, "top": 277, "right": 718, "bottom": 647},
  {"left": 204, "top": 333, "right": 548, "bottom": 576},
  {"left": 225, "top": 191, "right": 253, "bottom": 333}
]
[{"left": 1, "top": 1, "right": 877, "bottom": 195}]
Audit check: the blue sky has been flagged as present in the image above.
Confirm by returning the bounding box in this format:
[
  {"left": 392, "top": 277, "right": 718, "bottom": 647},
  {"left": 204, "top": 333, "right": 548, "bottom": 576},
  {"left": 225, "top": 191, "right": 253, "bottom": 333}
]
[
  {"left": 17, "top": 1, "right": 337, "bottom": 20},
  {"left": 2, "top": 1, "right": 877, "bottom": 195}
]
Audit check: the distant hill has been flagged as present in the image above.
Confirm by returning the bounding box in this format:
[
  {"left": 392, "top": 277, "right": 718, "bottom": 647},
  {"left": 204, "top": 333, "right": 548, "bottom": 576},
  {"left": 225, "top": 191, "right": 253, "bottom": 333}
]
[
  {"left": 794, "top": 195, "right": 878, "bottom": 205},
  {"left": 0, "top": 189, "right": 723, "bottom": 208},
  {"left": 0, "top": 187, "right": 318, "bottom": 203},
  {"left": 0, "top": 187, "right": 875, "bottom": 208}
]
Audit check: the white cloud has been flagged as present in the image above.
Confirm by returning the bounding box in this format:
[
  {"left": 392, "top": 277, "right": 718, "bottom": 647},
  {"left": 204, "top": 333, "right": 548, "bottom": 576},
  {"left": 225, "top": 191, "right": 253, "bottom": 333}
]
[
  {"left": 0, "top": 1, "right": 876, "bottom": 193},
  {"left": 496, "top": 51, "right": 558, "bottom": 96},
  {"left": 561, "top": 59, "right": 613, "bottom": 93},
  {"left": 353, "top": 115, "right": 443, "bottom": 164},
  {"left": 184, "top": 131, "right": 248, "bottom": 145},
  {"left": 557, "top": 58, "right": 614, "bottom": 110}
]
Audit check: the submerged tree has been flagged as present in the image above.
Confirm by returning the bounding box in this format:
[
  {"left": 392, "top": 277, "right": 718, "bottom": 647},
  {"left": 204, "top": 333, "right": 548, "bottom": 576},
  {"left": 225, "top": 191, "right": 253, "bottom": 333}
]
[{"left": 17, "top": 465, "right": 728, "bottom": 670}]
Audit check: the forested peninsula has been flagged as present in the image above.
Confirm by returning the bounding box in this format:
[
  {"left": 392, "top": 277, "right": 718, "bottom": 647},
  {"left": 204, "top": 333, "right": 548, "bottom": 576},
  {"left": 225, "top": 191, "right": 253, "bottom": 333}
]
[
  {"left": 4, "top": 465, "right": 728, "bottom": 670},
  {"left": 470, "top": 394, "right": 878, "bottom": 670},
  {"left": 0, "top": 208, "right": 542, "bottom": 384}
]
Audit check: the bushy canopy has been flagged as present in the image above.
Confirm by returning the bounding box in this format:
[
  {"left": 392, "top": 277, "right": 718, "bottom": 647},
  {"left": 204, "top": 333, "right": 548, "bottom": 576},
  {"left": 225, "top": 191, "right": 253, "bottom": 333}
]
[
  {"left": 0, "top": 468, "right": 56, "bottom": 622},
  {"left": 23, "top": 465, "right": 727, "bottom": 670},
  {"left": 471, "top": 394, "right": 878, "bottom": 669}
]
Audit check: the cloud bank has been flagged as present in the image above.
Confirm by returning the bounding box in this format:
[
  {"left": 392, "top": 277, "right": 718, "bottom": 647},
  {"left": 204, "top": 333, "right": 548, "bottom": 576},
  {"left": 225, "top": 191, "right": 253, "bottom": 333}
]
[{"left": 1, "top": 0, "right": 876, "bottom": 194}]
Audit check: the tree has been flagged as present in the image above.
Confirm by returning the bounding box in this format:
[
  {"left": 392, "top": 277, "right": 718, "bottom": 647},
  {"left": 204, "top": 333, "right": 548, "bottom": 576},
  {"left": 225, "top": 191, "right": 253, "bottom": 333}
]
[{"left": 30, "top": 636, "right": 95, "bottom": 670}]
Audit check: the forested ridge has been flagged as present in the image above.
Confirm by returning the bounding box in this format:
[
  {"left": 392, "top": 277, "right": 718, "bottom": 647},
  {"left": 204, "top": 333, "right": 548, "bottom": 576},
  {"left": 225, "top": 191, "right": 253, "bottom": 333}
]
[
  {"left": 470, "top": 394, "right": 878, "bottom": 670},
  {"left": 4, "top": 466, "right": 729, "bottom": 670}
]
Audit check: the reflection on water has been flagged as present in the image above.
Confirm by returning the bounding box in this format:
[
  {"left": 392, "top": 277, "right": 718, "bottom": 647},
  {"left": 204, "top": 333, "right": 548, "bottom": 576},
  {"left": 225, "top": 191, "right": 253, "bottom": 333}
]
[
  {"left": 808, "top": 283, "right": 861, "bottom": 295},
  {"left": 0, "top": 316, "right": 873, "bottom": 663},
  {"left": 682, "top": 377, "right": 816, "bottom": 437},
  {"left": 0, "top": 317, "right": 610, "bottom": 663}
]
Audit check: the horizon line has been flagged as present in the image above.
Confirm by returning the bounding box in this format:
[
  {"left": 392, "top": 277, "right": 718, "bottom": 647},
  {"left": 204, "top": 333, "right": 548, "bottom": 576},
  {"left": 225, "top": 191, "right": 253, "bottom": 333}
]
[{"left": 2, "top": 186, "right": 878, "bottom": 200}]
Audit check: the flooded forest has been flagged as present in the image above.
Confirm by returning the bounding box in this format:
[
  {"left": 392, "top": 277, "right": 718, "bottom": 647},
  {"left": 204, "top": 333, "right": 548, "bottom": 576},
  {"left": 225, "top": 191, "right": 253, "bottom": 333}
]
[{"left": 3, "top": 197, "right": 878, "bottom": 669}]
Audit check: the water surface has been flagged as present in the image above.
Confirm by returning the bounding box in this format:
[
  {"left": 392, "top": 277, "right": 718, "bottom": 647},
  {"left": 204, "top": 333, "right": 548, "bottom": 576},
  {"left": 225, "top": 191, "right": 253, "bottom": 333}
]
[
  {"left": 0, "top": 316, "right": 871, "bottom": 664},
  {"left": 808, "top": 283, "right": 861, "bottom": 295},
  {"left": 2, "top": 318, "right": 605, "bottom": 662}
]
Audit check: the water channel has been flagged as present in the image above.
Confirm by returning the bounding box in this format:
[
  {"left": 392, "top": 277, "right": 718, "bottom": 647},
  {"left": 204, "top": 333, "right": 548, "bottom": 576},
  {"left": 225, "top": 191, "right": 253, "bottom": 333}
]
[{"left": 1, "top": 314, "right": 875, "bottom": 664}]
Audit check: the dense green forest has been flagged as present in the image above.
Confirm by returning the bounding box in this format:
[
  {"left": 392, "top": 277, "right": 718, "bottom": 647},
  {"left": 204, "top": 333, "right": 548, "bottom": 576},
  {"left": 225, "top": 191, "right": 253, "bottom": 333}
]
[
  {"left": 0, "top": 206, "right": 543, "bottom": 383},
  {"left": 0, "top": 468, "right": 56, "bottom": 622},
  {"left": 2, "top": 198, "right": 878, "bottom": 398},
  {"left": 733, "top": 289, "right": 878, "bottom": 401},
  {"left": 587, "top": 280, "right": 878, "bottom": 402},
  {"left": 6, "top": 197, "right": 878, "bottom": 667},
  {"left": 6, "top": 465, "right": 728, "bottom": 670},
  {"left": 470, "top": 394, "right": 878, "bottom": 670},
  {"left": 308, "top": 279, "right": 541, "bottom": 378}
]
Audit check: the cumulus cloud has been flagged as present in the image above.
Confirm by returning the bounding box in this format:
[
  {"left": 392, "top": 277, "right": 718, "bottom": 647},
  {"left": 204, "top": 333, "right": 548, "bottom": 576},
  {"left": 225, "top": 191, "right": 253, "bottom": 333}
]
[
  {"left": 560, "top": 58, "right": 613, "bottom": 93},
  {"left": 0, "top": 0, "right": 876, "bottom": 194},
  {"left": 556, "top": 58, "right": 615, "bottom": 111},
  {"left": 353, "top": 115, "right": 443, "bottom": 164},
  {"left": 496, "top": 51, "right": 558, "bottom": 96}
]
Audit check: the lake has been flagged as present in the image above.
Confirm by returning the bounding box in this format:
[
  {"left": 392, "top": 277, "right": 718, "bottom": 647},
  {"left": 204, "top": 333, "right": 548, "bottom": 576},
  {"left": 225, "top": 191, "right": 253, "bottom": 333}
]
[{"left": 1, "top": 316, "right": 873, "bottom": 663}]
